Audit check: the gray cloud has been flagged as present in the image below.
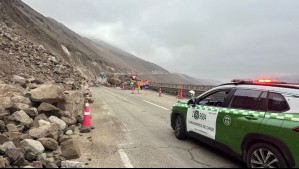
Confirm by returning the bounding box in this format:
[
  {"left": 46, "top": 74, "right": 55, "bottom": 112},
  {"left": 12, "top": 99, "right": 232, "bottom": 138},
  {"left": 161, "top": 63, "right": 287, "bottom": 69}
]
[{"left": 22, "top": 0, "right": 299, "bottom": 82}]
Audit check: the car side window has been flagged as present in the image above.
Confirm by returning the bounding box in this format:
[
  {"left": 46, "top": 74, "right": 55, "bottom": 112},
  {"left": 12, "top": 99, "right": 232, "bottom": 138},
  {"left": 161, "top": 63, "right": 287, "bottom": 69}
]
[
  {"left": 255, "top": 91, "right": 268, "bottom": 112},
  {"left": 268, "top": 92, "right": 290, "bottom": 112},
  {"left": 230, "top": 89, "right": 266, "bottom": 111},
  {"left": 198, "top": 90, "right": 230, "bottom": 107}
]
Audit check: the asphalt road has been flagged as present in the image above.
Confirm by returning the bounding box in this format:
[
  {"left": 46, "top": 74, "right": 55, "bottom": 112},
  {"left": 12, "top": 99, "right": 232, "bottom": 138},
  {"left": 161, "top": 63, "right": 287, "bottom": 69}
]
[{"left": 75, "top": 86, "right": 244, "bottom": 168}]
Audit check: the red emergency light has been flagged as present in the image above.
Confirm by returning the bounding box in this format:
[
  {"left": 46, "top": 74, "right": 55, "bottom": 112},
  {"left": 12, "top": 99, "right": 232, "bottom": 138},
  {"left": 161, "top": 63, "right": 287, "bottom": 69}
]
[
  {"left": 257, "top": 79, "right": 272, "bottom": 83},
  {"left": 254, "top": 79, "right": 286, "bottom": 84}
]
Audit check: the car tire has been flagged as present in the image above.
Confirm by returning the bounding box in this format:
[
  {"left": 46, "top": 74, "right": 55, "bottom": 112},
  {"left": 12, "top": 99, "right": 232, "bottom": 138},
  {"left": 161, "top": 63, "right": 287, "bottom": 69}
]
[
  {"left": 247, "top": 143, "right": 288, "bottom": 168},
  {"left": 174, "top": 115, "right": 187, "bottom": 140}
]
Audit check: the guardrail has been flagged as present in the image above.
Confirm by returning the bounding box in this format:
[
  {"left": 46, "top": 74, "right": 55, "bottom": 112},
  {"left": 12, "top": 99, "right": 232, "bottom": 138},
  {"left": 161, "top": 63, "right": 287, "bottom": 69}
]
[{"left": 149, "top": 82, "right": 215, "bottom": 97}]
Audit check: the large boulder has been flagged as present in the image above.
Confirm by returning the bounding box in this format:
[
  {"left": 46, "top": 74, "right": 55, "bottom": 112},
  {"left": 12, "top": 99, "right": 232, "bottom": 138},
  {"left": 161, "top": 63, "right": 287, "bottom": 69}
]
[
  {"left": 38, "top": 102, "right": 63, "bottom": 118},
  {"left": 20, "top": 139, "right": 45, "bottom": 155},
  {"left": 4, "top": 132, "right": 23, "bottom": 147},
  {"left": 32, "top": 161, "right": 43, "bottom": 168},
  {"left": 61, "top": 140, "right": 81, "bottom": 160},
  {"left": 12, "top": 75, "right": 28, "bottom": 87},
  {"left": 61, "top": 117, "right": 77, "bottom": 126},
  {"left": 61, "top": 161, "right": 85, "bottom": 168},
  {"left": 107, "top": 74, "right": 122, "bottom": 85},
  {"left": 32, "top": 114, "right": 49, "bottom": 128},
  {"left": 0, "top": 97, "right": 12, "bottom": 109},
  {"left": 58, "top": 135, "right": 71, "bottom": 145},
  {"left": 10, "top": 95, "right": 31, "bottom": 106},
  {"left": 0, "top": 84, "right": 25, "bottom": 98},
  {"left": 38, "top": 119, "right": 51, "bottom": 127},
  {"left": 26, "top": 107, "right": 38, "bottom": 117},
  {"left": 24, "top": 149, "right": 38, "bottom": 162},
  {"left": 26, "top": 84, "right": 65, "bottom": 103},
  {"left": 38, "top": 138, "right": 58, "bottom": 151},
  {"left": 57, "top": 91, "right": 84, "bottom": 118},
  {"left": 12, "top": 110, "right": 33, "bottom": 127},
  {"left": 49, "top": 116, "right": 66, "bottom": 130},
  {"left": 0, "top": 108, "right": 9, "bottom": 119},
  {"left": 0, "top": 141, "right": 16, "bottom": 154},
  {"left": 6, "top": 148, "right": 26, "bottom": 166},
  {"left": 10, "top": 103, "right": 30, "bottom": 113},
  {"left": 6, "top": 123, "right": 23, "bottom": 132},
  {"left": 0, "top": 134, "right": 9, "bottom": 144},
  {"left": 0, "top": 156, "right": 5, "bottom": 168},
  {"left": 29, "top": 123, "right": 59, "bottom": 140},
  {"left": 0, "top": 120, "right": 5, "bottom": 131}
]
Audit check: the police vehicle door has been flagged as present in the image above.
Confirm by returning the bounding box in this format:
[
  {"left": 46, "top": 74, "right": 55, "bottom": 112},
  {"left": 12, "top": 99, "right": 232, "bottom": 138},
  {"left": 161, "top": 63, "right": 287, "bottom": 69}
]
[
  {"left": 187, "top": 89, "right": 232, "bottom": 140},
  {"left": 216, "top": 89, "right": 267, "bottom": 151}
]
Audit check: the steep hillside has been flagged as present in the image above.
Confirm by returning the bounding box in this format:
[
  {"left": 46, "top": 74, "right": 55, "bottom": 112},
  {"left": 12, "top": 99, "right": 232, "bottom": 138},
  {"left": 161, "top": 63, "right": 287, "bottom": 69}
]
[
  {"left": 0, "top": 0, "right": 221, "bottom": 85},
  {"left": 87, "top": 38, "right": 169, "bottom": 74},
  {"left": 0, "top": 0, "right": 169, "bottom": 82}
]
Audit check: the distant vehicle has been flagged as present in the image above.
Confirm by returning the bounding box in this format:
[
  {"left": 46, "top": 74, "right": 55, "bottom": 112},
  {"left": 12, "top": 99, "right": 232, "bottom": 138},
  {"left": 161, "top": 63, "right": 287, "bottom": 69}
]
[{"left": 170, "top": 79, "right": 299, "bottom": 168}]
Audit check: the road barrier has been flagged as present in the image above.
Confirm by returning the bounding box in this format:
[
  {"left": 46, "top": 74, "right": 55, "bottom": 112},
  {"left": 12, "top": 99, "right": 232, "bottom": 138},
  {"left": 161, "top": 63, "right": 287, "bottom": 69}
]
[{"left": 150, "top": 82, "right": 215, "bottom": 97}]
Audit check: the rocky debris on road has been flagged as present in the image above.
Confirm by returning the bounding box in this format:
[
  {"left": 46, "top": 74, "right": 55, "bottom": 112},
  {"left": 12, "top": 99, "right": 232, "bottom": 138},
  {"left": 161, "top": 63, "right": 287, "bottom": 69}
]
[
  {"left": 107, "top": 74, "right": 131, "bottom": 86},
  {"left": 79, "top": 127, "right": 91, "bottom": 134},
  {"left": 61, "top": 161, "right": 85, "bottom": 168},
  {"left": 0, "top": 78, "right": 87, "bottom": 168}
]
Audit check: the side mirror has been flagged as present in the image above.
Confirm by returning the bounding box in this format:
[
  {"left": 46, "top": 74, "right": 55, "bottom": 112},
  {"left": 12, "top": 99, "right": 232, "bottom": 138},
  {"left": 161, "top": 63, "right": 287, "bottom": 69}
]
[
  {"left": 187, "top": 90, "right": 196, "bottom": 107},
  {"left": 189, "top": 90, "right": 195, "bottom": 98}
]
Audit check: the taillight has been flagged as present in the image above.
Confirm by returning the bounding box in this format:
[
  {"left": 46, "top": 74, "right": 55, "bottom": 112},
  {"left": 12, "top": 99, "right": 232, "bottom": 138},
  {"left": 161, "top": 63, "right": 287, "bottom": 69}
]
[{"left": 292, "top": 127, "right": 299, "bottom": 132}]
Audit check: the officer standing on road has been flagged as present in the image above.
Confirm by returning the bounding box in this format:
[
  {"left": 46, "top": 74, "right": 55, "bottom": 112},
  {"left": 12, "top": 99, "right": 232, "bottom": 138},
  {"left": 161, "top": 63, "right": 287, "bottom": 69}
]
[
  {"left": 144, "top": 80, "right": 150, "bottom": 95},
  {"left": 130, "top": 78, "right": 135, "bottom": 94},
  {"left": 136, "top": 80, "right": 143, "bottom": 94}
]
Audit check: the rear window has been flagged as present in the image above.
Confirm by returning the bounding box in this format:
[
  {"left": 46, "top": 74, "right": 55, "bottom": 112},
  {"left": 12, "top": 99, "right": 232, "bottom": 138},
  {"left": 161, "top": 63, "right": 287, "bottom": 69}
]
[
  {"left": 268, "top": 92, "right": 290, "bottom": 112},
  {"left": 230, "top": 89, "right": 267, "bottom": 111}
]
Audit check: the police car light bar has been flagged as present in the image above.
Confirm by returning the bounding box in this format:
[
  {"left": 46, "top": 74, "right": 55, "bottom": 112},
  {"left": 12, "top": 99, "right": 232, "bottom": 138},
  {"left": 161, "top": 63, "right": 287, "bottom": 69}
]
[
  {"left": 231, "top": 79, "right": 287, "bottom": 84},
  {"left": 231, "top": 79, "right": 252, "bottom": 83},
  {"left": 254, "top": 79, "right": 287, "bottom": 84}
]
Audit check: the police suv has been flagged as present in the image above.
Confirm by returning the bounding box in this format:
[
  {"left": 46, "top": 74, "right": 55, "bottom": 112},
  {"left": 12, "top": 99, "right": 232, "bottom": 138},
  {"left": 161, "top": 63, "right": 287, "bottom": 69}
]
[{"left": 170, "top": 79, "right": 299, "bottom": 168}]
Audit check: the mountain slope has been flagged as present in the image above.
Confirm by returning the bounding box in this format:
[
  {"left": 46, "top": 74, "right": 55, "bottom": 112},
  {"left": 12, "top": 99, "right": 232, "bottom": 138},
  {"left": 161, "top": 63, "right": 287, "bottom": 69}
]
[
  {"left": 0, "top": 0, "right": 220, "bottom": 85},
  {"left": 0, "top": 0, "right": 169, "bottom": 80}
]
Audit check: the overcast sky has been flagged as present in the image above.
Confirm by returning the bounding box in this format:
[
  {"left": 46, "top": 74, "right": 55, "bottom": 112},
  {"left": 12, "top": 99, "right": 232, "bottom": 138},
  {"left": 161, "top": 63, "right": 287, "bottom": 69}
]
[{"left": 22, "top": 0, "right": 299, "bottom": 82}]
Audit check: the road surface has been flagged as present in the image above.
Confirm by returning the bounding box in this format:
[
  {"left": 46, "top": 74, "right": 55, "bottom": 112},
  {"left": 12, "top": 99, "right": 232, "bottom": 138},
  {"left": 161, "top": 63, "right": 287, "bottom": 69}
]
[{"left": 74, "top": 86, "right": 244, "bottom": 168}]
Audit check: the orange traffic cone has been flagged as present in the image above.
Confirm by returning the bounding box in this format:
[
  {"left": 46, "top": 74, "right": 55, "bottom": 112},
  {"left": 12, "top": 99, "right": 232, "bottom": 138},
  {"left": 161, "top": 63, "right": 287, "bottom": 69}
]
[
  {"left": 178, "top": 88, "right": 183, "bottom": 99},
  {"left": 82, "top": 100, "right": 91, "bottom": 128},
  {"left": 159, "top": 88, "right": 162, "bottom": 97}
]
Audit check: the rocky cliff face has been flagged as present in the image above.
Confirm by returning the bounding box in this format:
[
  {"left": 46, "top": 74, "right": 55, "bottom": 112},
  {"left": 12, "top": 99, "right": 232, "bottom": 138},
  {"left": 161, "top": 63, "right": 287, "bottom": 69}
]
[
  {"left": 0, "top": 0, "right": 91, "bottom": 84},
  {"left": 0, "top": 0, "right": 169, "bottom": 84},
  {"left": 0, "top": 20, "right": 86, "bottom": 86}
]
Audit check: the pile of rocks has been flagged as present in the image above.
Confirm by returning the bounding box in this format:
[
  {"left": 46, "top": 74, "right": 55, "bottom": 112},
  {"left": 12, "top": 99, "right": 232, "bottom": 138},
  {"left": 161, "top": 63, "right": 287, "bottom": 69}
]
[
  {"left": 0, "top": 21, "right": 86, "bottom": 90},
  {"left": 0, "top": 78, "right": 85, "bottom": 168},
  {"left": 107, "top": 74, "right": 131, "bottom": 86}
]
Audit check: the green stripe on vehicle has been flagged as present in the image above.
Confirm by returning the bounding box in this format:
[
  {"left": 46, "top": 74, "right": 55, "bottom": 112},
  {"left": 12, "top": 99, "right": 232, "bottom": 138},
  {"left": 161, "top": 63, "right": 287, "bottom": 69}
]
[{"left": 174, "top": 103, "right": 299, "bottom": 122}]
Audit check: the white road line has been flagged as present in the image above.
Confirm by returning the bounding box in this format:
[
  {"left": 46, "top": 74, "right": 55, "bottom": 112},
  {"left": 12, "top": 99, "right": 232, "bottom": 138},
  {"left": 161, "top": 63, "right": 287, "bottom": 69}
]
[
  {"left": 119, "top": 149, "right": 133, "bottom": 168},
  {"left": 143, "top": 100, "right": 170, "bottom": 111}
]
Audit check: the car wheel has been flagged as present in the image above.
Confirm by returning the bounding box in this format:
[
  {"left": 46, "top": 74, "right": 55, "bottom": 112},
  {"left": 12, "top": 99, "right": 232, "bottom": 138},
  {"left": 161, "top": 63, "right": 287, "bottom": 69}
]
[
  {"left": 247, "top": 143, "right": 288, "bottom": 168},
  {"left": 174, "top": 115, "right": 186, "bottom": 140}
]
